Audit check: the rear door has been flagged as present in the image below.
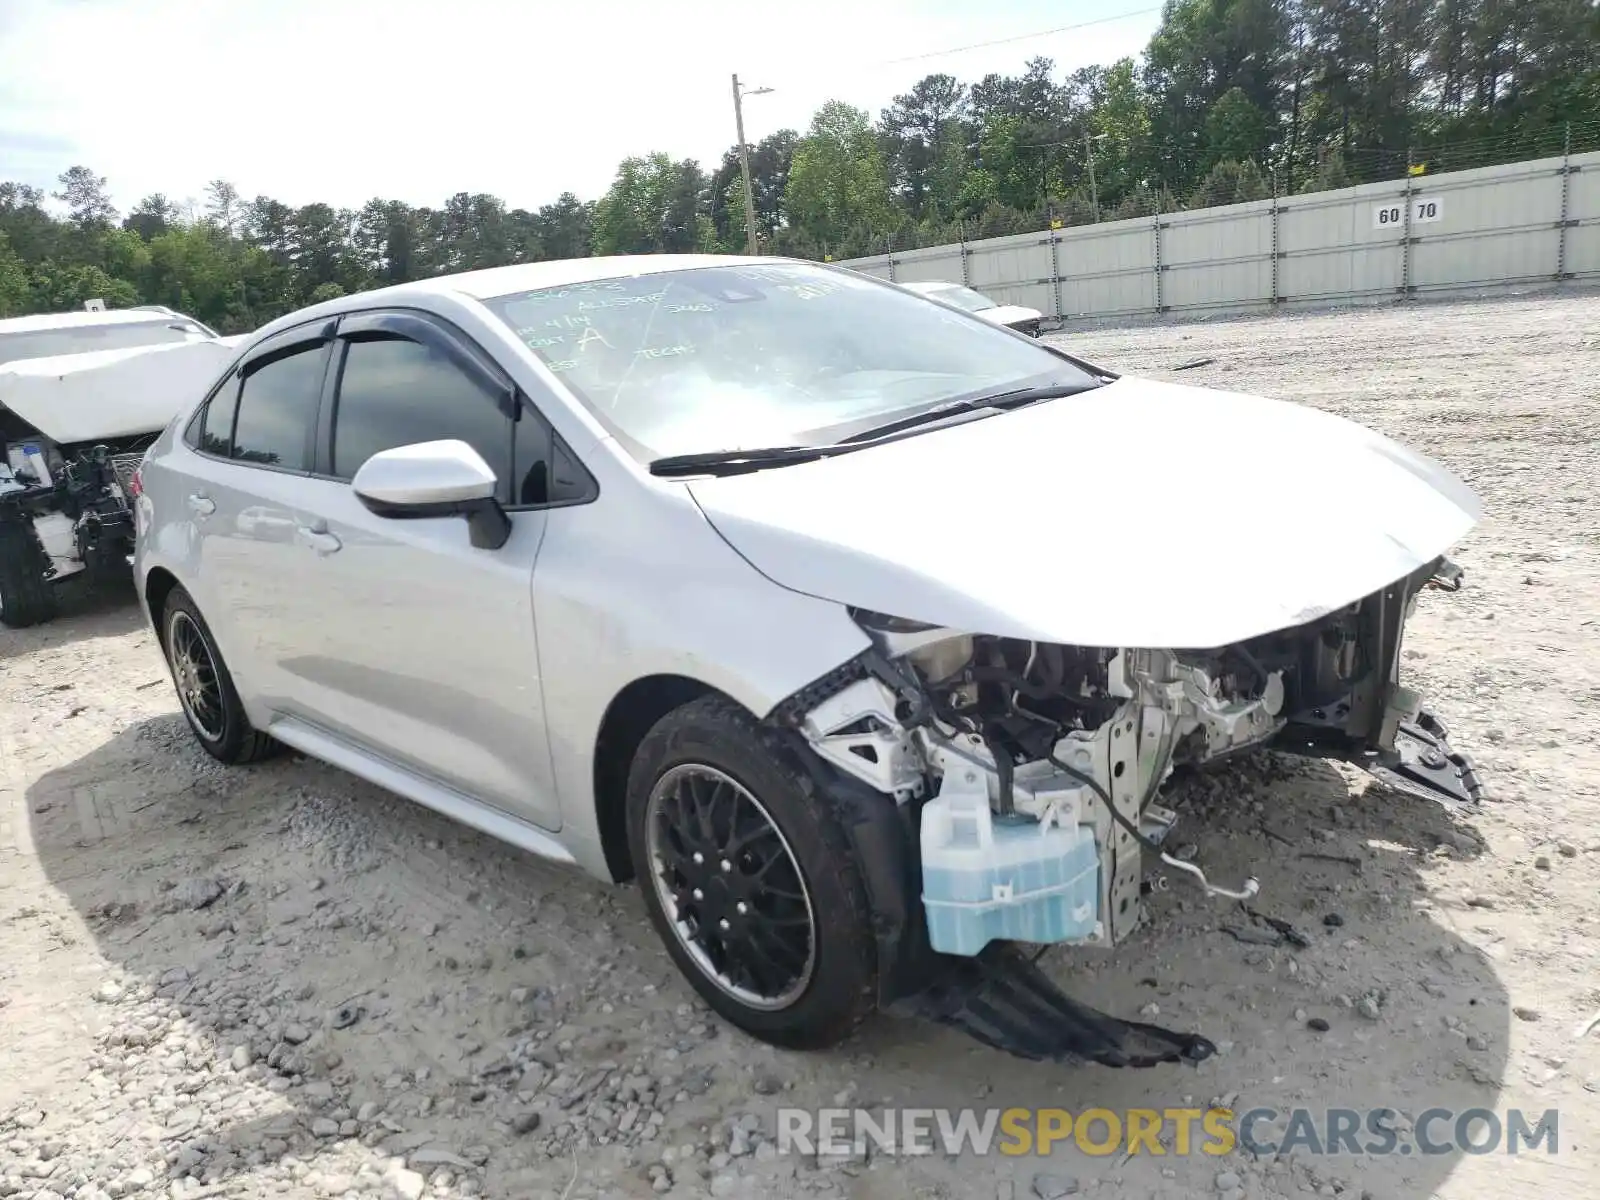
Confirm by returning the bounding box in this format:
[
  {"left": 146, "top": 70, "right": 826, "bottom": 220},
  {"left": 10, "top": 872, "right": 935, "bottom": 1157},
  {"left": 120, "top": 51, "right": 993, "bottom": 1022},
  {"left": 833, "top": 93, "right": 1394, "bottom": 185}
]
[
  {"left": 263, "top": 309, "right": 580, "bottom": 831},
  {"left": 170, "top": 321, "right": 337, "bottom": 706}
]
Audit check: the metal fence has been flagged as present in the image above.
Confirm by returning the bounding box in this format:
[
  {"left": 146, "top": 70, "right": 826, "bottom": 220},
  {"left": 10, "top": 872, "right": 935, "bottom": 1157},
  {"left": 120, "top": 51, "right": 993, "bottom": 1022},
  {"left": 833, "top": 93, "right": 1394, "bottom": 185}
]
[{"left": 837, "top": 149, "right": 1600, "bottom": 322}]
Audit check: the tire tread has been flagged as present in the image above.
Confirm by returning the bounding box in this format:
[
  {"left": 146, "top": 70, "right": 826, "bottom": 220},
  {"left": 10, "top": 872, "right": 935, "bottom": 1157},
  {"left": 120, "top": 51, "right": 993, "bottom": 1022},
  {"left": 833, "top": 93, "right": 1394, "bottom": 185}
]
[{"left": 0, "top": 518, "right": 59, "bottom": 628}]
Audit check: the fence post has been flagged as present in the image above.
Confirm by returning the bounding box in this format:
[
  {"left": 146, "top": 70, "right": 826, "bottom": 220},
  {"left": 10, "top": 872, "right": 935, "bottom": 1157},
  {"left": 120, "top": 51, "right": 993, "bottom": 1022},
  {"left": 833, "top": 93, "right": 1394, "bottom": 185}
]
[
  {"left": 885, "top": 234, "right": 897, "bottom": 282},
  {"left": 1557, "top": 123, "right": 1573, "bottom": 282},
  {"left": 1152, "top": 214, "right": 1164, "bottom": 314},
  {"left": 1048, "top": 223, "right": 1063, "bottom": 321},
  {"left": 1270, "top": 166, "right": 1281, "bottom": 306},
  {"left": 959, "top": 221, "right": 971, "bottom": 287},
  {"left": 1400, "top": 148, "right": 1415, "bottom": 299}
]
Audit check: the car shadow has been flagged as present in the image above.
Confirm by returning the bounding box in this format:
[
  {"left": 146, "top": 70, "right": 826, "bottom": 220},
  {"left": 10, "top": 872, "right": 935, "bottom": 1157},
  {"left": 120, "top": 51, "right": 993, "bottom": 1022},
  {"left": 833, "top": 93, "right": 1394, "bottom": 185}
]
[
  {"left": 23, "top": 715, "right": 1509, "bottom": 1198},
  {"left": 0, "top": 577, "right": 143, "bottom": 664}
]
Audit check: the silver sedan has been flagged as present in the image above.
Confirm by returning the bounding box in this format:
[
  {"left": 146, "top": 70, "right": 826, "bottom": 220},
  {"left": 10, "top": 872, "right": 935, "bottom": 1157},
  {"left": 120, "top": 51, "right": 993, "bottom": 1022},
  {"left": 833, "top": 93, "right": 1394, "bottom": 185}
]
[{"left": 132, "top": 254, "right": 1482, "bottom": 1065}]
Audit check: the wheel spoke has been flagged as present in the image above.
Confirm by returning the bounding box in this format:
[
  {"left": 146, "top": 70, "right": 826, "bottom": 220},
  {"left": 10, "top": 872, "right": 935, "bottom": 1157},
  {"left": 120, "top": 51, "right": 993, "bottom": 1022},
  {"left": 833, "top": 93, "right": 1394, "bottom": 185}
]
[
  {"left": 721, "top": 813, "right": 779, "bottom": 858},
  {"left": 169, "top": 612, "right": 226, "bottom": 742},
  {"left": 644, "top": 762, "right": 816, "bottom": 1012}
]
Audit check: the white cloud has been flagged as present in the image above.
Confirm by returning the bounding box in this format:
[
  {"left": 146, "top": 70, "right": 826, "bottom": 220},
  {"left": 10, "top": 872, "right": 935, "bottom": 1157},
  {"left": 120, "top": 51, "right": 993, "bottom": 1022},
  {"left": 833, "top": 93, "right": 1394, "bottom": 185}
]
[{"left": 0, "top": 0, "right": 1156, "bottom": 214}]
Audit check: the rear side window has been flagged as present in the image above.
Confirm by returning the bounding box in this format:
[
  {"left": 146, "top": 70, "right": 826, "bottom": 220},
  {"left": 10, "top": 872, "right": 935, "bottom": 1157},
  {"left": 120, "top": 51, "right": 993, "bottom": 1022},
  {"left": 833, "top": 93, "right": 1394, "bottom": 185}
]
[
  {"left": 330, "top": 336, "right": 512, "bottom": 493},
  {"left": 231, "top": 347, "right": 326, "bottom": 471},
  {"left": 200, "top": 378, "right": 240, "bottom": 455}
]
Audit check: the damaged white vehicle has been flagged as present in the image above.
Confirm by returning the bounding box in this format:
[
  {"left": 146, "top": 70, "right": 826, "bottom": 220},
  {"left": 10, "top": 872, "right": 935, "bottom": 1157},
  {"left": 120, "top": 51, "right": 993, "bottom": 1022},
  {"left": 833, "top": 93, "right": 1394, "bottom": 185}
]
[
  {"left": 133, "top": 256, "right": 1482, "bottom": 1068},
  {"left": 0, "top": 308, "right": 244, "bottom": 626}
]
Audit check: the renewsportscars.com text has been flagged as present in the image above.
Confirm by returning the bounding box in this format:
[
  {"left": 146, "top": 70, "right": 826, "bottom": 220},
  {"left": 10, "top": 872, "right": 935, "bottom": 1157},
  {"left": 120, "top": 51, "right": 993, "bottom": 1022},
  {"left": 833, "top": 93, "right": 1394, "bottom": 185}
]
[{"left": 775, "top": 1106, "right": 1561, "bottom": 1158}]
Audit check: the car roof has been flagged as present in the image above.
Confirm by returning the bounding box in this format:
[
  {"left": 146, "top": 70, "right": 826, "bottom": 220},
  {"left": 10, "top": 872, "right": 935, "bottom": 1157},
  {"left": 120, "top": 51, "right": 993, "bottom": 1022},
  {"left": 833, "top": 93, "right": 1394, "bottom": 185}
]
[
  {"left": 900, "top": 280, "right": 962, "bottom": 293},
  {"left": 0, "top": 308, "right": 194, "bottom": 335},
  {"left": 247, "top": 253, "right": 817, "bottom": 342}
]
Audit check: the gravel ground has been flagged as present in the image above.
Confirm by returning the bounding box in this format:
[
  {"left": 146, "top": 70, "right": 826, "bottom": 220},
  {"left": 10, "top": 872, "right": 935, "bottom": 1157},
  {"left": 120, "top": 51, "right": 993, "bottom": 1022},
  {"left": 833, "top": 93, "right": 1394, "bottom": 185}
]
[{"left": 3, "top": 292, "right": 1599, "bottom": 1200}]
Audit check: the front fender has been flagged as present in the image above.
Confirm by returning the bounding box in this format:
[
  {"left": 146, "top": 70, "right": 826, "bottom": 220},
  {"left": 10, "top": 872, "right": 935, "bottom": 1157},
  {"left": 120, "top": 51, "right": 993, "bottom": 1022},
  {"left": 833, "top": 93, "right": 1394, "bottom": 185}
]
[{"left": 531, "top": 476, "right": 873, "bottom": 881}]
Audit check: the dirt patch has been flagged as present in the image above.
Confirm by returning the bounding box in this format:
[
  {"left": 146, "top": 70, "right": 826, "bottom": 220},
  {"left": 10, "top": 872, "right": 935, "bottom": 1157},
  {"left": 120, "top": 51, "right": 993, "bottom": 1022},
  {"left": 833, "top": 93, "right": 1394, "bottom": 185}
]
[{"left": 3, "top": 293, "right": 1598, "bottom": 1198}]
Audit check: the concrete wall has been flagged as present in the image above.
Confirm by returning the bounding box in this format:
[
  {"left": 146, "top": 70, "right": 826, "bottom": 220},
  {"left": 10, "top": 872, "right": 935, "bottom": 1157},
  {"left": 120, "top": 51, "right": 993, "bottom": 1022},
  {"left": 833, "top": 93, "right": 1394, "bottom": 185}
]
[{"left": 837, "top": 150, "right": 1600, "bottom": 320}]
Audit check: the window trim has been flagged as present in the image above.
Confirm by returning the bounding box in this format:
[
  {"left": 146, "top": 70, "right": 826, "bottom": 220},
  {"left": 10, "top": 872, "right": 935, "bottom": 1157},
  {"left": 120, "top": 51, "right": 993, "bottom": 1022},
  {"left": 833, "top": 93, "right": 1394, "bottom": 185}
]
[
  {"left": 524, "top": 425, "right": 599, "bottom": 513},
  {"left": 184, "top": 317, "right": 338, "bottom": 475},
  {"left": 309, "top": 305, "right": 599, "bottom": 513}
]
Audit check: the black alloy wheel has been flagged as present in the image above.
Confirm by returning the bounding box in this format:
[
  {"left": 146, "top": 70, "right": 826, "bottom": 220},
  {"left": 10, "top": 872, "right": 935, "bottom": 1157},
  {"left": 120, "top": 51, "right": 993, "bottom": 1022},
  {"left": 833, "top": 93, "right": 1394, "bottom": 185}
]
[{"left": 625, "top": 695, "right": 878, "bottom": 1049}]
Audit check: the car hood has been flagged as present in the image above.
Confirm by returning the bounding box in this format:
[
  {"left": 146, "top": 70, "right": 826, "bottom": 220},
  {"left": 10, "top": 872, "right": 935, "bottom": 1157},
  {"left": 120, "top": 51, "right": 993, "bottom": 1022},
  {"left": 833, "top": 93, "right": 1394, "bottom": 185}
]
[
  {"left": 0, "top": 336, "right": 247, "bottom": 444},
  {"left": 685, "top": 375, "right": 1482, "bottom": 649}
]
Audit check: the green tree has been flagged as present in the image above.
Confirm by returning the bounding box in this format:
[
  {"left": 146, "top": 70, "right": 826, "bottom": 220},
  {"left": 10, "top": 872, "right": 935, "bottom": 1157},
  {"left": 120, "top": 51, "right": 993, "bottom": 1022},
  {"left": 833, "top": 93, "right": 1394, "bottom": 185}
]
[
  {"left": 54, "top": 165, "right": 118, "bottom": 227},
  {"left": 785, "top": 101, "right": 896, "bottom": 249},
  {"left": 592, "top": 154, "right": 710, "bottom": 255},
  {"left": 0, "top": 232, "right": 31, "bottom": 317},
  {"left": 124, "top": 194, "right": 176, "bottom": 242},
  {"left": 880, "top": 74, "right": 969, "bottom": 219},
  {"left": 1091, "top": 58, "right": 1159, "bottom": 206},
  {"left": 32, "top": 263, "right": 138, "bottom": 311},
  {"left": 1203, "top": 86, "right": 1274, "bottom": 168}
]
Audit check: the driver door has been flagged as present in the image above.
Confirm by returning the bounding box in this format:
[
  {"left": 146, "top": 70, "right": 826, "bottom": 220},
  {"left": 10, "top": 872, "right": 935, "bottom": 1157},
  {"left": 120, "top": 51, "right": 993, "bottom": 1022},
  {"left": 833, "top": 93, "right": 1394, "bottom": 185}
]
[{"left": 268, "top": 310, "right": 573, "bottom": 830}]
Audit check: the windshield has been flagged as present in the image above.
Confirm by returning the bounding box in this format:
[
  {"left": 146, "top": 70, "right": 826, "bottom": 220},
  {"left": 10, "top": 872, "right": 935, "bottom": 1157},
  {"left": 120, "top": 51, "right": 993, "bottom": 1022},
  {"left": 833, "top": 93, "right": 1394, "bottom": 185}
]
[
  {"left": 0, "top": 317, "right": 214, "bottom": 368},
  {"left": 482, "top": 262, "right": 1098, "bottom": 462},
  {"left": 919, "top": 284, "right": 998, "bottom": 313}
]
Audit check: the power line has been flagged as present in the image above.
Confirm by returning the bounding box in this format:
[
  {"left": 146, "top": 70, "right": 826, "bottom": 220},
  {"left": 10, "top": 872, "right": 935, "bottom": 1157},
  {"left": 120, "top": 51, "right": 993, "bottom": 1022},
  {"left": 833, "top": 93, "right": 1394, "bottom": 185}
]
[{"left": 862, "top": 8, "right": 1162, "bottom": 70}]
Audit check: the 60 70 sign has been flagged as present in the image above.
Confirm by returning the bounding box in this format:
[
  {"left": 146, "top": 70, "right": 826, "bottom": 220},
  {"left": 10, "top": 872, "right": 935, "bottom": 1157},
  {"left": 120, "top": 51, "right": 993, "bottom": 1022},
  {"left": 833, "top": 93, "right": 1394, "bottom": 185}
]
[{"left": 1373, "top": 196, "right": 1444, "bottom": 230}]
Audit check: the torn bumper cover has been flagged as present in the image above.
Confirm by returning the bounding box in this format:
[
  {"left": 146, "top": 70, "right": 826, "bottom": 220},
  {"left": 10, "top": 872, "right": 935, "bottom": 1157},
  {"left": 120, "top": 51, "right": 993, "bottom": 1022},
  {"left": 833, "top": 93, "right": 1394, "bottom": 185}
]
[{"left": 773, "top": 555, "right": 1480, "bottom": 1067}]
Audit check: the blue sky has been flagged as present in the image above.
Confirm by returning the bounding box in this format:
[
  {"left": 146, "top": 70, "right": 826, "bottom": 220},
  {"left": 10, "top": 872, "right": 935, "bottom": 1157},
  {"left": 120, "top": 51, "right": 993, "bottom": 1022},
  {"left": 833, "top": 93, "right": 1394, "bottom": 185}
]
[{"left": 0, "top": 0, "right": 1158, "bottom": 216}]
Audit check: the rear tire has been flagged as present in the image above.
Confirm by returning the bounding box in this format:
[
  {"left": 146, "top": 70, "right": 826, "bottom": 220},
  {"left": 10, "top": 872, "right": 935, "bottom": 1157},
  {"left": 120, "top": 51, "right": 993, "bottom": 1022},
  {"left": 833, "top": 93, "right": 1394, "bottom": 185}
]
[
  {"left": 625, "top": 694, "right": 878, "bottom": 1050},
  {"left": 160, "top": 585, "right": 279, "bottom": 764},
  {"left": 0, "top": 517, "right": 57, "bottom": 628}
]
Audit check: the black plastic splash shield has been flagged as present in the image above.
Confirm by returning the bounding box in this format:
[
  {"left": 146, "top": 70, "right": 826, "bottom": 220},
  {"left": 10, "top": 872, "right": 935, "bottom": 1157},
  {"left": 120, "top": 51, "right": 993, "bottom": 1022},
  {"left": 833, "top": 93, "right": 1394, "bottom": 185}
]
[
  {"left": 1360, "top": 709, "right": 1485, "bottom": 812},
  {"left": 893, "top": 943, "right": 1216, "bottom": 1068}
]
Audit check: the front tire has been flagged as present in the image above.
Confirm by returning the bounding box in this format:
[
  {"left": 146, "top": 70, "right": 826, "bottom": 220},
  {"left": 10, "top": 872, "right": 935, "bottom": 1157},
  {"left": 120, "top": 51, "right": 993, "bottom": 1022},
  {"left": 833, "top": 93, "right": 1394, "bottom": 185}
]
[
  {"left": 160, "top": 586, "right": 279, "bottom": 764},
  {"left": 0, "top": 517, "right": 58, "bottom": 628},
  {"left": 626, "top": 695, "right": 878, "bottom": 1050}
]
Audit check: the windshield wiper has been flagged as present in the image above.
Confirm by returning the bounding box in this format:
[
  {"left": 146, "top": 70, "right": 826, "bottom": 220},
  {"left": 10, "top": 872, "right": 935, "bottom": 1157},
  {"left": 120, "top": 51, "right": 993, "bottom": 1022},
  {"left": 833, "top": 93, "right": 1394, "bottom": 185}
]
[
  {"left": 835, "top": 382, "right": 1097, "bottom": 444},
  {"left": 649, "top": 444, "right": 828, "bottom": 477},
  {"left": 649, "top": 382, "right": 1100, "bottom": 477}
]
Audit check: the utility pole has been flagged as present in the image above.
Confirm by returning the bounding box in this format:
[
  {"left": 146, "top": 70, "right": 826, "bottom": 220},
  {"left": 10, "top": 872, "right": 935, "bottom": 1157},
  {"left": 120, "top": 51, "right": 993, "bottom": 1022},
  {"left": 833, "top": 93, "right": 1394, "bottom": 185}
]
[{"left": 732, "top": 74, "right": 762, "bottom": 256}]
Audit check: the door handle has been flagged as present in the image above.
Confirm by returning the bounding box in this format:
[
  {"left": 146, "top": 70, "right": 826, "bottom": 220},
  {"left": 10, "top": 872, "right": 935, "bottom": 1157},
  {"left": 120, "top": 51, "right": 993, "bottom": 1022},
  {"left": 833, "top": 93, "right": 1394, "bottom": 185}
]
[
  {"left": 295, "top": 525, "right": 342, "bottom": 555},
  {"left": 187, "top": 493, "right": 215, "bottom": 517}
]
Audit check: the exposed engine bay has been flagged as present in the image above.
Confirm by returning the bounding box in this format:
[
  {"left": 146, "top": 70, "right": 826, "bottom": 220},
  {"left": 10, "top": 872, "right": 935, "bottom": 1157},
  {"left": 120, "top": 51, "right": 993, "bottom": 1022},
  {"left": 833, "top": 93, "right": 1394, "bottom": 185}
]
[
  {"left": 0, "top": 327, "right": 243, "bottom": 626},
  {"left": 1, "top": 424, "right": 150, "bottom": 572},
  {"left": 782, "top": 554, "right": 1481, "bottom": 959}
]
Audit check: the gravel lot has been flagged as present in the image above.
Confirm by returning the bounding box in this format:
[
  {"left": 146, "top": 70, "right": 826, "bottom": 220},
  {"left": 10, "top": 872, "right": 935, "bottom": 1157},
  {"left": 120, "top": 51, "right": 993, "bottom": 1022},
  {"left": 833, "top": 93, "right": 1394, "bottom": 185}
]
[{"left": 3, "top": 292, "right": 1598, "bottom": 1200}]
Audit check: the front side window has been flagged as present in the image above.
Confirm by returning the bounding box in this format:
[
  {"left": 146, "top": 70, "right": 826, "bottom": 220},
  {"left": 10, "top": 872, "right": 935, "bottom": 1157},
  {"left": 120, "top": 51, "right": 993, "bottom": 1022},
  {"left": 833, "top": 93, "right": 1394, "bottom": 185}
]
[
  {"left": 481, "top": 262, "right": 1098, "bottom": 463},
  {"left": 329, "top": 336, "right": 513, "bottom": 494},
  {"left": 230, "top": 346, "right": 327, "bottom": 470}
]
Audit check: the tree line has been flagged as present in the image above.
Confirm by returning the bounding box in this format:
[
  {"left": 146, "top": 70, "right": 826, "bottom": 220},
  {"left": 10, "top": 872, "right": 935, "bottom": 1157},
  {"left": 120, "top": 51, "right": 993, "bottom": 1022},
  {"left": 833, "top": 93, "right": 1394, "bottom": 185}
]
[{"left": 2, "top": 0, "right": 1596, "bottom": 334}]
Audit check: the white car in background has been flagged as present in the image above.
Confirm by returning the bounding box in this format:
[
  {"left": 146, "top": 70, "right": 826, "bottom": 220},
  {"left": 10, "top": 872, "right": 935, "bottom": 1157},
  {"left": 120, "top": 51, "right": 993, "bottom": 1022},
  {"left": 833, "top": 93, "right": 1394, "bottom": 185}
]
[
  {"left": 900, "top": 280, "right": 1044, "bottom": 336},
  {"left": 0, "top": 307, "right": 241, "bottom": 626}
]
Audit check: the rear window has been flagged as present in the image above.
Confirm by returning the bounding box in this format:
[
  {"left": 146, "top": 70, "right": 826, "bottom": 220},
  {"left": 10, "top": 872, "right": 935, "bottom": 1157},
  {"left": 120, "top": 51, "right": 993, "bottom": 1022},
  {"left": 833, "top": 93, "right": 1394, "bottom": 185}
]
[
  {"left": 0, "top": 318, "right": 213, "bottom": 367},
  {"left": 922, "top": 284, "right": 997, "bottom": 313}
]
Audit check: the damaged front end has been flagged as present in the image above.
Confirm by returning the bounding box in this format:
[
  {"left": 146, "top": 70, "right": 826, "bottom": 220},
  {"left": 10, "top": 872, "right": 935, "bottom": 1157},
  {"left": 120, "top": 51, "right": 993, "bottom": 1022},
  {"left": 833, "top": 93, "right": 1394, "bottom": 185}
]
[{"left": 770, "top": 555, "right": 1481, "bottom": 1068}]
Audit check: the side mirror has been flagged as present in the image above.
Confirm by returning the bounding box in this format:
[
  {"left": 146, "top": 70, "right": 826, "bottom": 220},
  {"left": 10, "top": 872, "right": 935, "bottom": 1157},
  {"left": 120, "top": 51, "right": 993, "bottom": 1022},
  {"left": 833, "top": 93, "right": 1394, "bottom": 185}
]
[{"left": 351, "top": 439, "right": 511, "bottom": 550}]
